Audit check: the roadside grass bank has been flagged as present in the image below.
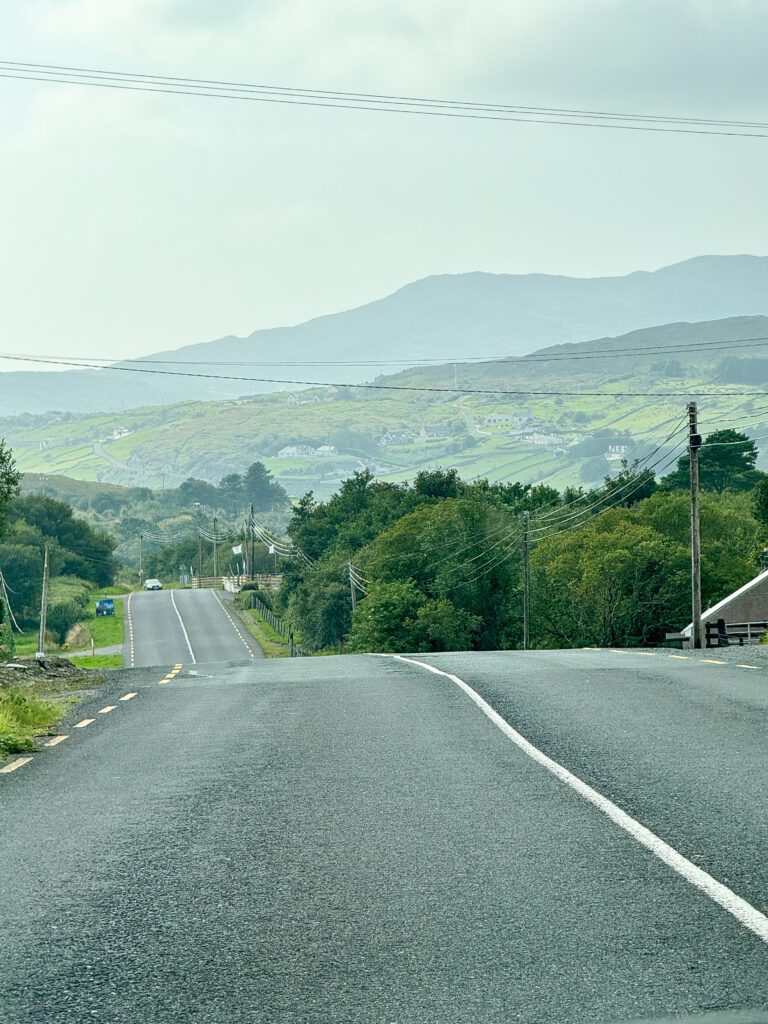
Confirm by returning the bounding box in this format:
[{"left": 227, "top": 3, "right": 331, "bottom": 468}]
[
  {"left": 68, "top": 654, "right": 123, "bottom": 670},
  {"left": 5, "top": 593, "right": 125, "bottom": 666},
  {"left": 0, "top": 688, "right": 64, "bottom": 756},
  {"left": 0, "top": 659, "right": 104, "bottom": 758},
  {"left": 64, "top": 595, "right": 125, "bottom": 668},
  {"left": 238, "top": 608, "right": 291, "bottom": 658}
]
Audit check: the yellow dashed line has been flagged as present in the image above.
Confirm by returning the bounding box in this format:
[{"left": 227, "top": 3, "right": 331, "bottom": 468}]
[
  {"left": 669, "top": 654, "right": 689, "bottom": 659},
  {"left": 737, "top": 664, "right": 760, "bottom": 670},
  {"left": 119, "top": 692, "right": 138, "bottom": 701},
  {"left": 1, "top": 757, "right": 33, "bottom": 773},
  {"left": 702, "top": 658, "right": 728, "bottom": 665},
  {"left": 98, "top": 705, "right": 117, "bottom": 714},
  {"left": 44, "top": 735, "right": 69, "bottom": 747},
  {"left": 158, "top": 665, "right": 182, "bottom": 686},
  {"left": 74, "top": 718, "right": 95, "bottom": 729}
]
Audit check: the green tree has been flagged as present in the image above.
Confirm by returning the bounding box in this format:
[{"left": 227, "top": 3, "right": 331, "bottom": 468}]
[
  {"left": 360, "top": 497, "right": 520, "bottom": 649},
  {"left": 347, "top": 580, "right": 426, "bottom": 652},
  {"left": 661, "top": 430, "right": 762, "bottom": 493},
  {"left": 243, "top": 461, "right": 288, "bottom": 511},
  {"left": 635, "top": 490, "right": 762, "bottom": 609},
  {"left": 410, "top": 598, "right": 481, "bottom": 652},
  {"left": 529, "top": 509, "right": 689, "bottom": 648},
  {"left": 602, "top": 459, "right": 657, "bottom": 507},
  {"left": 0, "top": 440, "right": 21, "bottom": 532},
  {"left": 288, "top": 579, "right": 350, "bottom": 652},
  {"left": 752, "top": 476, "right": 768, "bottom": 533},
  {"left": 7, "top": 494, "right": 117, "bottom": 587}
]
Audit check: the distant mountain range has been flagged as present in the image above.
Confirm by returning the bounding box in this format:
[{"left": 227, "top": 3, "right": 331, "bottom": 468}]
[
  {"left": 2, "top": 254, "right": 768, "bottom": 416},
  {"left": 9, "top": 314, "right": 768, "bottom": 499}
]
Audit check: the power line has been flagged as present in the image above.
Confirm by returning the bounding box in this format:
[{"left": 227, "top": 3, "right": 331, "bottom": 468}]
[
  {"left": 2, "top": 60, "right": 767, "bottom": 139},
  {"left": 0, "top": 351, "right": 763, "bottom": 398},
  {"left": 7, "top": 327, "right": 768, "bottom": 368},
  {"left": 7, "top": 58, "right": 768, "bottom": 129}
]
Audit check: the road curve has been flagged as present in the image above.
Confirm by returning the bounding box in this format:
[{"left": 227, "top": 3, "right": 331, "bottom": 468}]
[
  {"left": 1, "top": 650, "right": 767, "bottom": 1022},
  {"left": 127, "top": 587, "right": 263, "bottom": 666}
]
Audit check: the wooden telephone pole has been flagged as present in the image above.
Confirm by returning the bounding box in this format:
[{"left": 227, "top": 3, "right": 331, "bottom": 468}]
[
  {"left": 36, "top": 545, "right": 49, "bottom": 658},
  {"left": 523, "top": 511, "right": 530, "bottom": 651},
  {"left": 688, "top": 401, "right": 703, "bottom": 649}
]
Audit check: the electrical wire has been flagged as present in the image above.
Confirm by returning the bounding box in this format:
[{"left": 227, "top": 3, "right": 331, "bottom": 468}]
[
  {"left": 6, "top": 331, "right": 768, "bottom": 369},
  {"left": 531, "top": 416, "right": 689, "bottom": 525},
  {"left": 0, "top": 351, "right": 763, "bottom": 398},
  {"left": 2, "top": 61, "right": 767, "bottom": 139}
]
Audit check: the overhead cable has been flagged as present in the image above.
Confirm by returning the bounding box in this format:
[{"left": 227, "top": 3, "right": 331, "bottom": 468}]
[{"left": 2, "top": 59, "right": 767, "bottom": 139}]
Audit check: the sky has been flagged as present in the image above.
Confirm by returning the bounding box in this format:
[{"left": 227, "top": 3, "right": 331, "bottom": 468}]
[{"left": 1, "top": 0, "right": 768, "bottom": 364}]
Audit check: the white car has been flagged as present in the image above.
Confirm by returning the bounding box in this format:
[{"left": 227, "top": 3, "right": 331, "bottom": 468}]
[{"left": 143, "top": 578, "right": 163, "bottom": 591}]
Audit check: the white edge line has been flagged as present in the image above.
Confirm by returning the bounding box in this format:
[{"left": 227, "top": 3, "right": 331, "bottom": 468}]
[
  {"left": 170, "top": 589, "right": 197, "bottom": 664},
  {"left": 211, "top": 589, "right": 257, "bottom": 660},
  {"left": 127, "top": 591, "right": 135, "bottom": 667},
  {"left": 387, "top": 653, "right": 768, "bottom": 946}
]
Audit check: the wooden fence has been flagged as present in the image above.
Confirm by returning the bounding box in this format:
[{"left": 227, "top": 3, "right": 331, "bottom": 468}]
[
  {"left": 191, "top": 574, "right": 283, "bottom": 593},
  {"left": 247, "top": 593, "right": 304, "bottom": 657},
  {"left": 705, "top": 619, "right": 768, "bottom": 648}
]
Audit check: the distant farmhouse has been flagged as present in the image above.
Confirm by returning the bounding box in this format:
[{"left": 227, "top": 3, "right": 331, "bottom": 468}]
[
  {"left": 276, "top": 443, "right": 339, "bottom": 458},
  {"left": 605, "top": 444, "right": 630, "bottom": 463}
]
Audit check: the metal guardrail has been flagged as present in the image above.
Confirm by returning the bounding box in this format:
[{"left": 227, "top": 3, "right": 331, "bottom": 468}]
[{"left": 705, "top": 619, "right": 768, "bottom": 647}]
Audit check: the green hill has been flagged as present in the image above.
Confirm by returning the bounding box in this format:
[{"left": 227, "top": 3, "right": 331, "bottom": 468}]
[
  {"left": 3, "top": 255, "right": 768, "bottom": 415},
  {"left": 7, "top": 316, "right": 768, "bottom": 499}
]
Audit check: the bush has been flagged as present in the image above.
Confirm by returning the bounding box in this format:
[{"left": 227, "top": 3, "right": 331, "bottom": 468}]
[
  {"left": 45, "top": 576, "right": 91, "bottom": 643},
  {"left": 235, "top": 587, "right": 273, "bottom": 610}
]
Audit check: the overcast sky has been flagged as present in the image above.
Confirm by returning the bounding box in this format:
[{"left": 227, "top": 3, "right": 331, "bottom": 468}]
[{"left": 1, "top": 0, "right": 767, "bottom": 363}]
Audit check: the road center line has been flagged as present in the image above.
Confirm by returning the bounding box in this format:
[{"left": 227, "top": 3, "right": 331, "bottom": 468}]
[
  {"left": 98, "top": 705, "right": 117, "bottom": 714},
  {"left": 388, "top": 653, "right": 768, "bottom": 946},
  {"left": 119, "top": 692, "right": 138, "bottom": 701},
  {"left": 170, "top": 590, "right": 197, "bottom": 664},
  {"left": 737, "top": 664, "right": 759, "bottom": 670},
  {"left": 73, "top": 718, "right": 95, "bottom": 729}
]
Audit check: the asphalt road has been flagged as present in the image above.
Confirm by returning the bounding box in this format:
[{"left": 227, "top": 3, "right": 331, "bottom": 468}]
[
  {"left": 127, "top": 587, "right": 263, "bottom": 666},
  {"left": 1, "top": 649, "right": 767, "bottom": 1023}
]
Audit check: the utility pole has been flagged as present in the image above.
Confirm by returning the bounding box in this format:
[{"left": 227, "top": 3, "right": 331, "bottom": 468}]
[
  {"left": 688, "top": 401, "right": 703, "bottom": 649},
  {"left": 349, "top": 563, "right": 357, "bottom": 613},
  {"left": 213, "top": 515, "right": 218, "bottom": 579},
  {"left": 523, "top": 511, "right": 530, "bottom": 651},
  {"left": 139, "top": 533, "right": 143, "bottom": 585},
  {"left": 249, "top": 504, "right": 255, "bottom": 581},
  {"left": 197, "top": 534, "right": 203, "bottom": 584},
  {"left": 37, "top": 545, "right": 49, "bottom": 659}
]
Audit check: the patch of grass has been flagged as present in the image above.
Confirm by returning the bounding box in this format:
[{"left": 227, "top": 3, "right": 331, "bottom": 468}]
[
  {"left": 10, "top": 631, "right": 41, "bottom": 657},
  {"left": 241, "top": 610, "right": 289, "bottom": 658},
  {"left": 0, "top": 687, "right": 65, "bottom": 756},
  {"left": 86, "top": 598, "right": 124, "bottom": 648},
  {"left": 68, "top": 654, "right": 123, "bottom": 670}
]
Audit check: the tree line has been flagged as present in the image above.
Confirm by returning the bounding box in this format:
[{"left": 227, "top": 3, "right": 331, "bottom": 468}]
[{"left": 270, "top": 429, "right": 768, "bottom": 653}]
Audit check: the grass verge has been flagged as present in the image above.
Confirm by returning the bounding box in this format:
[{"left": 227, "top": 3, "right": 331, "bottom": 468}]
[
  {"left": 0, "top": 687, "right": 67, "bottom": 756},
  {"left": 235, "top": 607, "right": 293, "bottom": 658},
  {"left": 68, "top": 654, "right": 124, "bottom": 670}
]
